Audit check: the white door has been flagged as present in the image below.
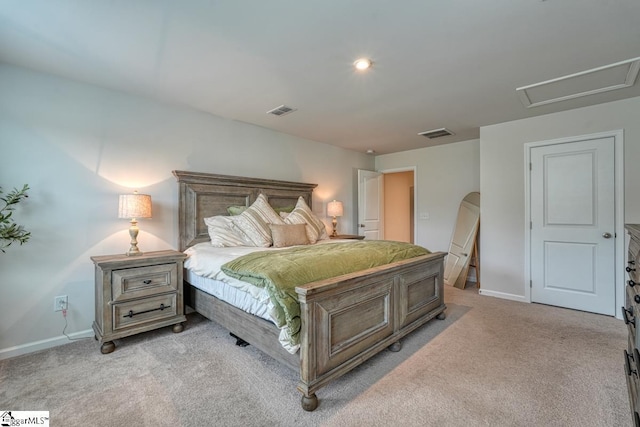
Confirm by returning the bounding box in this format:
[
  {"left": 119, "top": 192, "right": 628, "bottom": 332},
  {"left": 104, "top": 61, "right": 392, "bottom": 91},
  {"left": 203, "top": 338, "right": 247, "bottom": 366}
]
[
  {"left": 444, "top": 193, "right": 480, "bottom": 288},
  {"left": 358, "top": 170, "right": 383, "bottom": 240},
  {"left": 530, "top": 137, "right": 615, "bottom": 315}
]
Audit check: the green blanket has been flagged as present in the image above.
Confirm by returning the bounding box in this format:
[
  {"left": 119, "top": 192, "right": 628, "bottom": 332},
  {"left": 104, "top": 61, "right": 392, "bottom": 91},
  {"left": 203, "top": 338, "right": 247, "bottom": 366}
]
[{"left": 221, "top": 240, "right": 430, "bottom": 348}]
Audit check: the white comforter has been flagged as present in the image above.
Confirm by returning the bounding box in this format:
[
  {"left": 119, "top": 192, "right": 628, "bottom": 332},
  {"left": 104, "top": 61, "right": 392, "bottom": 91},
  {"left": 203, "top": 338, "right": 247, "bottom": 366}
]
[
  {"left": 184, "top": 239, "right": 354, "bottom": 295},
  {"left": 184, "top": 243, "right": 274, "bottom": 298},
  {"left": 183, "top": 239, "right": 355, "bottom": 353}
]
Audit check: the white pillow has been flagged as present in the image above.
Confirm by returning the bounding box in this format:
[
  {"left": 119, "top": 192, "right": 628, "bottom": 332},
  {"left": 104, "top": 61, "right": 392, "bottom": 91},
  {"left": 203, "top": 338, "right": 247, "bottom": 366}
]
[
  {"left": 231, "top": 193, "right": 284, "bottom": 247},
  {"left": 203, "top": 216, "right": 247, "bottom": 247},
  {"left": 284, "top": 196, "right": 328, "bottom": 244}
]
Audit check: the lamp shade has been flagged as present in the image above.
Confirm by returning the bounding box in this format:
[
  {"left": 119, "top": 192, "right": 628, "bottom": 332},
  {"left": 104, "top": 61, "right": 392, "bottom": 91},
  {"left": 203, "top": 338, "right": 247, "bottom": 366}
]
[
  {"left": 118, "top": 192, "right": 152, "bottom": 219},
  {"left": 327, "top": 200, "right": 343, "bottom": 217}
]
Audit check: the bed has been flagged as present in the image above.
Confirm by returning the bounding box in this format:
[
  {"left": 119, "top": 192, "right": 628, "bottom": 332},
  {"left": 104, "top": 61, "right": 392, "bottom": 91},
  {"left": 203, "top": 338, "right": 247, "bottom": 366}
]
[{"left": 173, "top": 170, "right": 447, "bottom": 411}]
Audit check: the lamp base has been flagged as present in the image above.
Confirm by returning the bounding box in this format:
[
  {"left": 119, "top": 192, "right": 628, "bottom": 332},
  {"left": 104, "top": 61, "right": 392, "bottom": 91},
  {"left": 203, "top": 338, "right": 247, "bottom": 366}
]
[
  {"left": 331, "top": 217, "right": 338, "bottom": 237},
  {"left": 126, "top": 248, "right": 143, "bottom": 257},
  {"left": 126, "top": 220, "right": 143, "bottom": 256}
]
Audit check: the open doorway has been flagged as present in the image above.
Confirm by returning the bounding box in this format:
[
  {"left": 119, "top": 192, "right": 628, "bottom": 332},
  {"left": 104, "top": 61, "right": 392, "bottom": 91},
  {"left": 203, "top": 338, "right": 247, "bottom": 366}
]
[
  {"left": 357, "top": 168, "right": 416, "bottom": 243},
  {"left": 383, "top": 170, "right": 415, "bottom": 243}
]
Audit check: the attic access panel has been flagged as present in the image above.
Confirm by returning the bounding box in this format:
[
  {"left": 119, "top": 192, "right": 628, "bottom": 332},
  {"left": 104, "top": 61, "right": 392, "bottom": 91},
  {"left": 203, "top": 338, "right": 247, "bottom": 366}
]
[{"left": 517, "top": 57, "right": 640, "bottom": 108}]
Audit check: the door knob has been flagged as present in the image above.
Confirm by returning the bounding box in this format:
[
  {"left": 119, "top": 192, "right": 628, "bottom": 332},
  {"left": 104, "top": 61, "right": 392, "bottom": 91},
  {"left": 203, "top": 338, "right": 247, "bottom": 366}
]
[{"left": 602, "top": 232, "right": 612, "bottom": 239}]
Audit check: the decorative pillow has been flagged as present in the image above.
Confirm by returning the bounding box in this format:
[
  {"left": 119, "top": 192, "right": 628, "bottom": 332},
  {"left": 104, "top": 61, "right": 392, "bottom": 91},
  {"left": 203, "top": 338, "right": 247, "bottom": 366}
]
[
  {"left": 231, "top": 193, "right": 284, "bottom": 247},
  {"left": 269, "top": 224, "right": 309, "bottom": 248},
  {"left": 227, "top": 205, "right": 248, "bottom": 216},
  {"left": 203, "top": 215, "right": 247, "bottom": 247},
  {"left": 284, "top": 196, "right": 329, "bottom": 244},
  {"left": 229, "top": 204, "right": 292, "bottom": 216},
  {"left": 275, "top": 205, "right": 295, "bottom": 214}
]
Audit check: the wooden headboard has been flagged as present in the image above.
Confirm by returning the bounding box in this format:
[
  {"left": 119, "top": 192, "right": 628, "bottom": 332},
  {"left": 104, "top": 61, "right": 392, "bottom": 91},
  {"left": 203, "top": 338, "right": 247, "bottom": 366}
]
[{"left": 173, "top": 170, "right": 317, "bottom": 251}]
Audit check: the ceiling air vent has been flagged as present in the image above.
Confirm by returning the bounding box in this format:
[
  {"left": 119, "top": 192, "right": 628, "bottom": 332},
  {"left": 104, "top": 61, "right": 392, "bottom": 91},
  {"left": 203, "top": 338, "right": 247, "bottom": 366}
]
[
  {"left": 266, "top": 105, "right": 297, "bottom": 116},
  {"left": 418, "top": 128, "right": 455, "bottom": 139}
]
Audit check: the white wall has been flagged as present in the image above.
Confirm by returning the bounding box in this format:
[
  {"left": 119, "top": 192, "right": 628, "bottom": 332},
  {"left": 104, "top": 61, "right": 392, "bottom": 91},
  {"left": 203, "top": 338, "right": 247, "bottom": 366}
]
[
  {"left": 375, "top": 139, "right": 480, "bottom": 252},
  {"left": 480, "top": 96, "right": 640, "bottom": 302},
  {"left": 0, "top": 64, "right": 373, "bottom": 358}
]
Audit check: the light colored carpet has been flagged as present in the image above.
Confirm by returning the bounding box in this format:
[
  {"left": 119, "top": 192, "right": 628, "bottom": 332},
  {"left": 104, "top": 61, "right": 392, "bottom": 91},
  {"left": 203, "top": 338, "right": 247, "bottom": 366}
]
[{"left": 0, "top": 286, "right": 628, "bottom": 427}]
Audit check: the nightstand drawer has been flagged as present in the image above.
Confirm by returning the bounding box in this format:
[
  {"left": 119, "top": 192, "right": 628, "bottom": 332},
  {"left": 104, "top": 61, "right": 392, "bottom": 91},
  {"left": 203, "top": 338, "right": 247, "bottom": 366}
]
[
  {"left": 92, "top": 250, "right": 186, "bottom": 354},
  {"left": 625, "top": 285, "right": 640, "bottom": 349},
  {"left": 111, "top": 263, "right": 178, "bottom": 301},
  {"left": 113, "top": 293, "right": 178, "bottom": 331},
  {"left": 630, "top": 237, "right": 640, "bottom": 283}
]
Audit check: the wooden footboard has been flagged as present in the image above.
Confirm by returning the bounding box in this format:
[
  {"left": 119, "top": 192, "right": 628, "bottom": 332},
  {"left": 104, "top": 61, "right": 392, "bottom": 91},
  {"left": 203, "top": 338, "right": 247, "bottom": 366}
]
[
  {"left": 174, "top": 170, "right": 447, "bottom": 412},
  {"left": 295, "top": 251, "right": 446, "bottom": 410},
  {"left": 185, "top": 283, "right": 299, "bottom": 370},
  {"left": 185, "top": 251, "right": 446, "bottom": 411}
]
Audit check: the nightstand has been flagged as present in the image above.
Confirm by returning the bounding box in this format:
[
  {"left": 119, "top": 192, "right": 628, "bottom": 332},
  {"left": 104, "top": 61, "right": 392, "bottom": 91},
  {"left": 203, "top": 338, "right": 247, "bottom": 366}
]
[
  {"left": 91, "top": 250, "right": 187, "bottom": 354},
  {"left": 330, "top": 234, "right": 365, "bottom": 240}
]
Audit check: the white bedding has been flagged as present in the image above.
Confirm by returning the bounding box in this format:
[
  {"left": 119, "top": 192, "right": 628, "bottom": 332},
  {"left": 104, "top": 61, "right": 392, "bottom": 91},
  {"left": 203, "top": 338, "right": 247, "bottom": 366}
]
[
  {"left": 184, "top": 243, "right": 276, "bottom": 298},
  {"left": 184, "top": 239, "right": 355, "bottom": 354},
  {"left": 184, "top": 269, "right": 274, "bottom": 322}
]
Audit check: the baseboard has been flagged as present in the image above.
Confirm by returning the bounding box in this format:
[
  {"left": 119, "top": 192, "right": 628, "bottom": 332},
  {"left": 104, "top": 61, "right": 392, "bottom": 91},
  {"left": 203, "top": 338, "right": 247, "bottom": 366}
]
[
  {"left": 478, "top": 288, "right": 529, "bottom": 303},
  {"left": 0, "top": 329, "right": 94, "bottom": 361}
]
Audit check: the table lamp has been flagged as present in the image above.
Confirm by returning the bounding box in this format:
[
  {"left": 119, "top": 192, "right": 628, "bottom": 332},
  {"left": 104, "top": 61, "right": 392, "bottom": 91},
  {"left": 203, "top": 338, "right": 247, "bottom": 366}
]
[
  {"left": 327, "top": 200, "right": 343, "bottom": 237},
  {"left": 118, "top": 191, "right": 152, "bottom": 256}
]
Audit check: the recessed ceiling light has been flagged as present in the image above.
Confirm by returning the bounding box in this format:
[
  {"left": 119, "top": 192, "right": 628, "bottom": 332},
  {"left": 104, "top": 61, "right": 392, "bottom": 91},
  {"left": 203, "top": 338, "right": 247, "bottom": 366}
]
[
  {"left": 366, "top": 149, "right": 376, "bottom": 154},
  {"left": 354, "top": 58, "right": 373, "bottom": 71}
]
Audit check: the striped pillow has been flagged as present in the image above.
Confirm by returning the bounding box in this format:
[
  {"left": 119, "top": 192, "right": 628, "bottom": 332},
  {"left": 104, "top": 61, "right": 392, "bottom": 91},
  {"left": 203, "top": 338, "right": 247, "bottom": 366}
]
[
  {"left": 204, "top": 215, "right": 248, "bottom": 247},
  {"left": 231, "top": 193, "right": 284, "bottom": 247},
  {"left": 284, "top": 197, "right": 328, "bottom": 244}
]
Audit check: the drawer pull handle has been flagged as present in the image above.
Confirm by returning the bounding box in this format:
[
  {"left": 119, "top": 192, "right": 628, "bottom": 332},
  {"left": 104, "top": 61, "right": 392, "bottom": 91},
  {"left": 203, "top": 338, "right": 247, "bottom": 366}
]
[
  {"left": 124, "top": 303, "right": 171, "bottom": 318},
  {"left": 627, "top": 266, "right": 637, "bottom": 273},
  {"left": 625, "top": 350, "right": 638, "bottom": 378},
  {"left": 143, "top": 279, "right": 152, "bottom": 284},
  {"left": 622, "top": 306, "right": 635, "bottom": 326},
  {"left": 635, "top": 295, "right": 640, "bottom": 304},
  {"left": 629, "top": 280, "right": 637, "bottom": 288}
]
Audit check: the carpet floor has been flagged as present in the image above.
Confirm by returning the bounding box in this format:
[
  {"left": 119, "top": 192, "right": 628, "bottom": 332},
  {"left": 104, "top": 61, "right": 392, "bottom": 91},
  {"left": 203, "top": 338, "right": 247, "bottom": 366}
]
[{"left": 0, "top": 285, "right": 629, "bottom": 426}]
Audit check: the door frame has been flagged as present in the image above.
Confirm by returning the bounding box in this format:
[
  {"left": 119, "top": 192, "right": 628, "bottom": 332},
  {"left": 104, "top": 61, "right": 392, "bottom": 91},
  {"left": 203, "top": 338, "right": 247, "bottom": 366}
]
[
  {"left": 523, "top": 130, "right": 624, "bottom": 318},
  {"left": 357, "top": 169, "right": 384, "bottom": 239},
  {"left": 379, "top": 166, "right": 418, "bottom": 243}
]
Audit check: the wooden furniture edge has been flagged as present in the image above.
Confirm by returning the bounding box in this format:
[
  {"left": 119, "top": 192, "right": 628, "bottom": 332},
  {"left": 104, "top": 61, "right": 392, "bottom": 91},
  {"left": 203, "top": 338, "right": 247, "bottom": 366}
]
[
  {"left": 296, "top": 252, "right": 446, "bottom": 298},
  {"left": 175, "top": 171, "right": 447, "bottom": 412}
]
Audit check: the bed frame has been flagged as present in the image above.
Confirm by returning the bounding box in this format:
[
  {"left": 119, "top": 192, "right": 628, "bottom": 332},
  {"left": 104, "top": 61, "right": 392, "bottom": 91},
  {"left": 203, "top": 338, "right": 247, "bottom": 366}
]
[{"left": 173, "top": 170, "right": 446, "bottom": 411}]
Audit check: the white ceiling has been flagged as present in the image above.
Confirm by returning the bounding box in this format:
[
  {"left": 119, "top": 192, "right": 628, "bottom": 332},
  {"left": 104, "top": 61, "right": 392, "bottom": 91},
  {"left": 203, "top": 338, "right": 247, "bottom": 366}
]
[{"left": 1, "top": 1, "right": 639, "bottom": 154}]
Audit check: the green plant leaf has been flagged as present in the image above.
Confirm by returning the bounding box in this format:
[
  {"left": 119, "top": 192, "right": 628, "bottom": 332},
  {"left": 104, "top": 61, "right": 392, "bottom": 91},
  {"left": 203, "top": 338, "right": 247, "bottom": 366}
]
[{"left": 0, "top": 184, "right": 31, "bottom": 252}]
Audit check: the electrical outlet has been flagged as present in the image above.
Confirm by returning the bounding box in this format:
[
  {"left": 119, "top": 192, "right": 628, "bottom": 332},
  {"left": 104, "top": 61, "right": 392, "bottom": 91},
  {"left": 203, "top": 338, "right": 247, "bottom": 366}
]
[{"left": 54, "top": 295, "right": 68, "bottom": 312}]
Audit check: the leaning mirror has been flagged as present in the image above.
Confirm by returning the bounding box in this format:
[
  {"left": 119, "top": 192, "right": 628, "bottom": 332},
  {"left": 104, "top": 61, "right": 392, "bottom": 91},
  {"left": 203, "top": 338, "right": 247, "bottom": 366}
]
[{"left": 443, "top": 192, "right": 480, "bottom": 289}]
